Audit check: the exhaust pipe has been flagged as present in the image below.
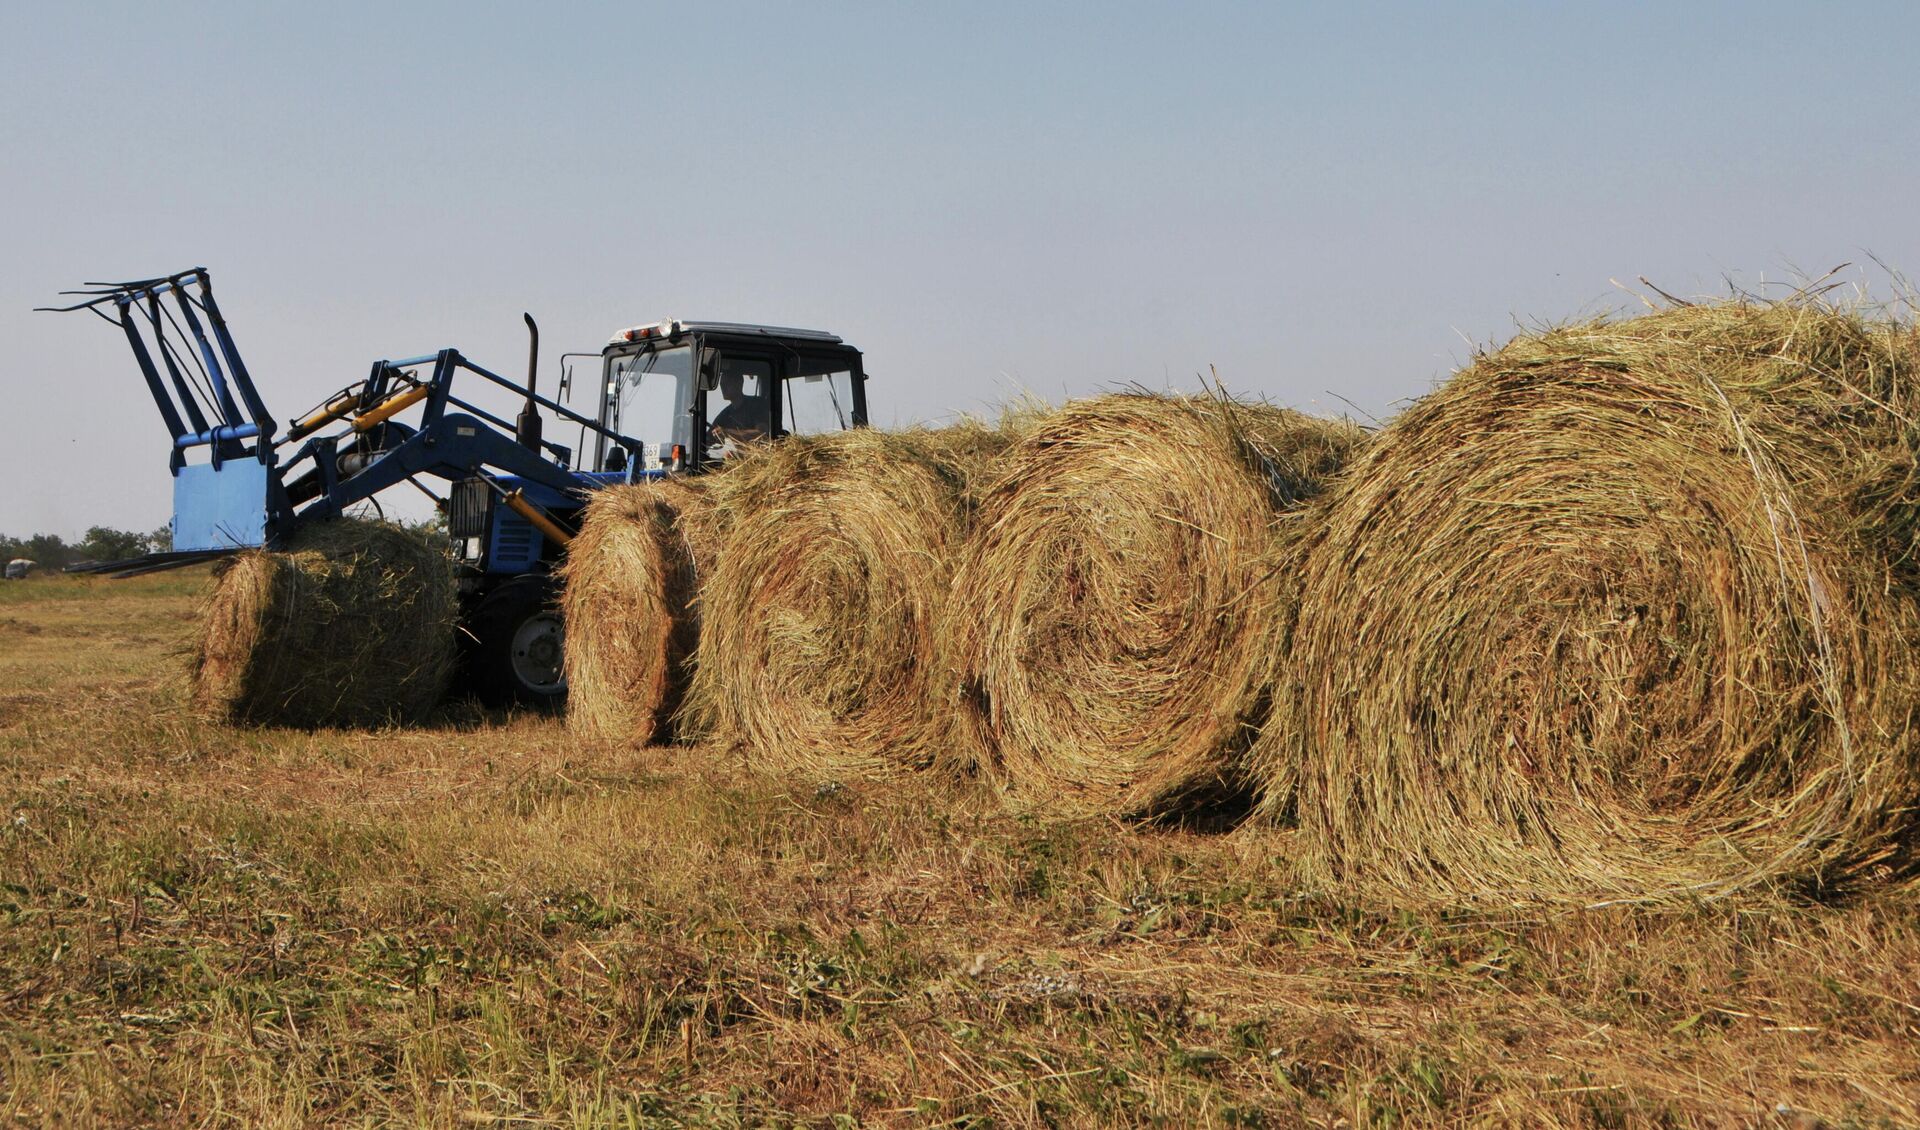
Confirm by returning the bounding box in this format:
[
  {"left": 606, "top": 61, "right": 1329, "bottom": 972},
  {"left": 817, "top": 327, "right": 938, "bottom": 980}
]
[{"left": 516, "top": 312, "right": 543, "bottom": 453}]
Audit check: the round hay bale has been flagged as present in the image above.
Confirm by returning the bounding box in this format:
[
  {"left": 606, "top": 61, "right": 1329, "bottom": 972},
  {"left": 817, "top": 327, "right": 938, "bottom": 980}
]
[
  {"left": 682, "top": 423, "right": 1017, "bottom": 778},
  {"left": 192, "top": 520, "right": 457, "bottom": 728},
  {"left": 560, "top": 479, "right": 721, "bottom": 745},
  {"left": 944, "top": 393, "right": 1366, "bottom": 818},
  {"left": 1259, "top": 301, "right": 1920, "bottom": 903}
]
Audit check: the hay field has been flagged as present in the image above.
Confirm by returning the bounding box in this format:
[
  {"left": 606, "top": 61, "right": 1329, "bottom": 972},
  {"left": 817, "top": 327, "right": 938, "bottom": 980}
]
[{"left": 4, "top": 573, "right": 1918, "bottom": 1128}]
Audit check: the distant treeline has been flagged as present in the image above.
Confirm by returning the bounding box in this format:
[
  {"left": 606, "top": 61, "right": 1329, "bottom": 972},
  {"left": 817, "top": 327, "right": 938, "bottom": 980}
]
[{"left": 1, "top": 526, "right": 171, "bottom": 571}]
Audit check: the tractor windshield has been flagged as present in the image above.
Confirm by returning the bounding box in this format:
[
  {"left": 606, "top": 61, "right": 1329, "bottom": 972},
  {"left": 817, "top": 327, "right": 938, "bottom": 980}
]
[
  {"left": 605, "top": 345, "right": 691, "bottom": 471},
  {"left": 782, "top": 358, "right": 858, "bottom": 436}
]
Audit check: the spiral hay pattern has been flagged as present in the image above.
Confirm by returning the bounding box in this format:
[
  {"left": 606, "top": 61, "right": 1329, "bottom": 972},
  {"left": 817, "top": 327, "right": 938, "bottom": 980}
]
[
  {"left": 944, "top": 393, "right": 1365, "bottom": 818},
  {"left": 1258, "top": 302, "right": 1920, "bottom": 903},
  {"left": 681, "top": 424, "right": 1017, "bottom": 778}
]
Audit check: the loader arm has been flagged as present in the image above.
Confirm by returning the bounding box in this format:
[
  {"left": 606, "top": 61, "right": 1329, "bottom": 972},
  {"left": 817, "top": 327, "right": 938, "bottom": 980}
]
[
  {"left": 43, "top": 268, "right": 645, "bottom": 573},
  {"left": 288, "top": 411, "right": 592, "bottom": 525}
]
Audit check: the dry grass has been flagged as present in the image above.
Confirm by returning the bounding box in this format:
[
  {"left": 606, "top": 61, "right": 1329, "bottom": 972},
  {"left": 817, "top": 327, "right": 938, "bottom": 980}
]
[
  {"left": 191, "top": 521, "right": 457, "bottom": 729},
  {"left": 562, "top": 479, "right": 719, "bottom": 746},
  {"left": 944, "top": 393, "right": 1365, "bottom": 819},
  {"left": 1259, "top": 301, "right": 1920, "bottom": 906},
  {"left": 3, "top": 572, "right": 1919, "bottom": 1127},
  {"left": 681, "top": 423, "right": 1018, "bottom": 779}
]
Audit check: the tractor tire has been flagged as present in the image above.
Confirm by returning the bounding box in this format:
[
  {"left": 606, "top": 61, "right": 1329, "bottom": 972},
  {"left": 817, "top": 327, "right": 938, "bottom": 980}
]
[{"left": 462, "top": 576, "right": 567, "bottom": 711}]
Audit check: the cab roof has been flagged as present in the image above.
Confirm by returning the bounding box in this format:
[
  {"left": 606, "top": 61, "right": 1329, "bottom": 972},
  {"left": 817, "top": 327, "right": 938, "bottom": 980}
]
[{"left": 607, "top": 319, "right": 846, "bottom": 346}]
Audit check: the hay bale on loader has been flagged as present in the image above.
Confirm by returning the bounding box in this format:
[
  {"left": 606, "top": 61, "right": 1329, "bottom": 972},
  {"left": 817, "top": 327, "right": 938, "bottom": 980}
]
[
  {"left": 1258, "top": 301, "right": 1920, "bottom": 904},
  {"left": 192, "top": 520, "right": 457, "bottom": 728},
  {"left": 560, "top": 479, "right": 722, "bottom": 745},
  {"left": 944, "top": 393, "right": 1365, "bottom": 819}
]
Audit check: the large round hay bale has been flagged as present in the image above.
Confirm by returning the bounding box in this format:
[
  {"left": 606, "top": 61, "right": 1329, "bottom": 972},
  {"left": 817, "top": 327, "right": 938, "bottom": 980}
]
[
  {"left": 560, "top": 479, "right": 720, "bottom": 745},
  {"left": 681, "top": 423, "right": 1016, "bottom": 778},
  {"left": 944, "top": 393, "right": 1366, "bottom": 818},
  {"left": 1260, "top": 301, "right": 1920, "bottom": 903},
  {"left": 192, "top": 520, "right": 457, "bottom": 728}
]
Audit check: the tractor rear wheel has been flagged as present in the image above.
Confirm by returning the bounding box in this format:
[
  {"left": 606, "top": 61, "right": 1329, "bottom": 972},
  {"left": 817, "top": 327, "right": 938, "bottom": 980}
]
[{"left": 463, "top": 576, "right": 567, "bottom": 711}]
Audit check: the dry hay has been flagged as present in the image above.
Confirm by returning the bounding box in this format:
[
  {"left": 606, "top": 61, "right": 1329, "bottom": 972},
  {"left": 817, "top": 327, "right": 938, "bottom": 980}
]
[
  {"left": 681, "top": 423, "right": 1018, "bottom": 778},
  {"left": 1258, "top": 300, "right": 1920, "bottom": 904},
  {"left": 943, "top": 393, "right": 1366, "bottom": 819},
  {"left": 192, "top": 520, "right": 457, "bottom": 728},
  {"left": 560, "top": 478, "right": 720, "bottom": 745}
]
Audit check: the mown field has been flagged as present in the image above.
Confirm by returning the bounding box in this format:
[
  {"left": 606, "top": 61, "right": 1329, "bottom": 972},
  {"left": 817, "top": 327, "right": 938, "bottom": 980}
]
[{"left": 2, "top": 574, "right": 1917, "bottom": 1128}]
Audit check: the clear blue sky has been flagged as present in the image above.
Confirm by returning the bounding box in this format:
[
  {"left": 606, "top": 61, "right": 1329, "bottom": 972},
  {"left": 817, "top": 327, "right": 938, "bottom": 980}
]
[{"left": 5, "top": 1, "right": 1917, "bottom": 536}]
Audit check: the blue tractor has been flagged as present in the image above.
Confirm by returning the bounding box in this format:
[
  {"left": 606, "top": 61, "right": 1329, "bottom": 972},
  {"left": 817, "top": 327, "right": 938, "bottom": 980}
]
[{"left": 45, "top": 268, "right": 869, "bottom": 706}]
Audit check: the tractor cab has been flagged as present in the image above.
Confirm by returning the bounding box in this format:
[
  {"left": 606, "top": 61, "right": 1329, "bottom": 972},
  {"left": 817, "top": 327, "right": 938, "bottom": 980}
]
[{"left": 595, "top": 321, "right": 868, "bottom": 475}]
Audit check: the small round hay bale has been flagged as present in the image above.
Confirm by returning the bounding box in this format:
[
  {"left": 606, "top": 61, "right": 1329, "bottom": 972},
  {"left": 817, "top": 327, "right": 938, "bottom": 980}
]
[
  {"left": 683, "top": 423, "right": 1016, "bottom": 778},
  {"left": 1259, "top": 301, "right": 1920, "bottom": 903},
  {"left": 192, "top": 520, "right": 457, "bottom": 728},
  {"left": 560, "top": 479, "right": 720, "bottom": 745},
  {"left": 944, "top": 393, "right": 1365, "bottom": 818}
]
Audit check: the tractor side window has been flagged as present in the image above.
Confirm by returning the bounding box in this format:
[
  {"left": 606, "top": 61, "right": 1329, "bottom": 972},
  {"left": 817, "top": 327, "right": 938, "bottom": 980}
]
[
  {"left": 607, "top": 345, "right": 690, "bottom": 471},
  {"left": 782, "top": 361, "right": 856, "bottom": 436},
  {"left": 706, "top": 357, "right": 773, "bottom": 457}
]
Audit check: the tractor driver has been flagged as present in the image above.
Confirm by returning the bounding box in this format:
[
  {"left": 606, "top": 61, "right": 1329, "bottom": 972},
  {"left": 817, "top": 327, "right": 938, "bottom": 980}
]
[{"left": 709, "top": 363, "right": 771, "bottom": 451}]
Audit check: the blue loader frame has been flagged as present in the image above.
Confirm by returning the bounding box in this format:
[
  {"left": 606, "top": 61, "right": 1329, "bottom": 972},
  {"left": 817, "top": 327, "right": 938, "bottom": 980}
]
[{"left": 40, "top": 269, "right": 646, "bottom": 576}]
